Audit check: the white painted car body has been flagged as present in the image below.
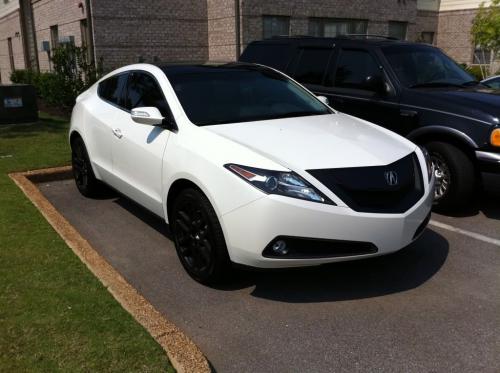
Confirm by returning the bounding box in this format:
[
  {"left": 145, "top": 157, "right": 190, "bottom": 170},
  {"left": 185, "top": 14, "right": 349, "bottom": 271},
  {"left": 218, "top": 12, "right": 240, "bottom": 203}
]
[{"left": 70, "top": 63, "right": 434, "bottom": 268}]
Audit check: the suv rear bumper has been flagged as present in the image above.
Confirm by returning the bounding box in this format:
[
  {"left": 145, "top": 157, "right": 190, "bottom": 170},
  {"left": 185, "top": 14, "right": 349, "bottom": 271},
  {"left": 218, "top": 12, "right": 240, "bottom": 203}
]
[{"left": 476, "top": 151, "right": 500, "bottom": 173}]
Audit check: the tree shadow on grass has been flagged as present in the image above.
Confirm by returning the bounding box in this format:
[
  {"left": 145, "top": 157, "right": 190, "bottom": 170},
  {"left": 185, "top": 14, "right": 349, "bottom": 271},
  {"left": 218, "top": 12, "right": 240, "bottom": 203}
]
[{"left": 0, "top": 116, "right": 69, "bottom": 139}]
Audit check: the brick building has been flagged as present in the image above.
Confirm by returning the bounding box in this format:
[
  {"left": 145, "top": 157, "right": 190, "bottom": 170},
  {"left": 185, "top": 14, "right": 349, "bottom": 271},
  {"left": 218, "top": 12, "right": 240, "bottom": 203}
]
[{"left": 0, "top": 0, "right": 496, "bottom": 84}]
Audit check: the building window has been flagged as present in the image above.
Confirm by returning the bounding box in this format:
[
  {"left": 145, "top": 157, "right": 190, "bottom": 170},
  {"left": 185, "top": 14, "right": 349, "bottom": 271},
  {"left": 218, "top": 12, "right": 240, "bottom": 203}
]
[
  {"left": 388, "top": 21, "right": 407, "bottom": 40},
  {"left": 309, "top": 18, "right": 367, "bottom": 37},
  {"left": 50, "top": 25, "right": 59, "bottom": 49},
  {"left": 263, "top": 16, "right": 290, "bottom": 39},
  {"left": 7, "top": 37, "right": 14, "bottom": 71},
  {"left": 80, "top": 19, "right": 88, "bottom": 47},
  {"left": 420, "top": 32, "right": 434, "bottom": 44},
  {"left": 473, "top": 47, "right": 491, "bottom": 64}
]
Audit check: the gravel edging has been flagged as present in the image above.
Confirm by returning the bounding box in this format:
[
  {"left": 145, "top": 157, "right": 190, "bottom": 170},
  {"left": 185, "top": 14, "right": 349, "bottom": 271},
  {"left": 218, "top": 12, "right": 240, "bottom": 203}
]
[{"left": 9, "top": 166, "right": 211, "bottom": 373}]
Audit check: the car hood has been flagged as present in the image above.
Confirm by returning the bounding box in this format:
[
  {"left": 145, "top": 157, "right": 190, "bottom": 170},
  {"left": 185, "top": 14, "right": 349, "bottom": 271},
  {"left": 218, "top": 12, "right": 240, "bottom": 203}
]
[
  {"left": 404, "top": 86, "right": 500, "bottom": 124},
  {"left": 204, "top": 113, "right": 416, "bottom": 170}
]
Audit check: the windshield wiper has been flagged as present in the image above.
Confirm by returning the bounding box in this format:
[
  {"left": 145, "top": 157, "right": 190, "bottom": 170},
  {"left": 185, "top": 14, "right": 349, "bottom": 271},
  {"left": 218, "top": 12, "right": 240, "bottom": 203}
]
[{"left": 410, "top": 82, "right": 462, "bottom": 88}]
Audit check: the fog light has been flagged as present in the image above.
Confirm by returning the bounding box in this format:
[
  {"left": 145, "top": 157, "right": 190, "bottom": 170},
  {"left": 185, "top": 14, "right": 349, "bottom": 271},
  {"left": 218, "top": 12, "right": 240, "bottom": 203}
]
[{"left": 272, "top": 240, "right": 288, "bottom": 255}]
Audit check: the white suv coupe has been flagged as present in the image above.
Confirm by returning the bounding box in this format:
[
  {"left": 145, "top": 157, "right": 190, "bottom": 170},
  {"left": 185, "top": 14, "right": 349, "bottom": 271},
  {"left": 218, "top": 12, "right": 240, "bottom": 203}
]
[{"left": 69, "top": 63, "right": 434, "bottom": 284}]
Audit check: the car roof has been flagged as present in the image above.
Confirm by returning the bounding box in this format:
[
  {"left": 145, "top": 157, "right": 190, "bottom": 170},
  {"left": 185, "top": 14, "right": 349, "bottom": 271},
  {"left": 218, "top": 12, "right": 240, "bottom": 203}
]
[{"left": 158, "top": 62, "right": 273, "bottom": 77}]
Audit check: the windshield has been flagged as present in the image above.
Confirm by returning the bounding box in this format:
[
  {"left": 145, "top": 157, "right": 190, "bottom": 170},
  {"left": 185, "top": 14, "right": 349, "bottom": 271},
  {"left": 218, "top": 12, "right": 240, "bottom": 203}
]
[
  {"left": 167, "top": 66, "right": 331, "bottom": 126},
  {"left": 382, "top": 46, "right": 475, "bottom": 88}
]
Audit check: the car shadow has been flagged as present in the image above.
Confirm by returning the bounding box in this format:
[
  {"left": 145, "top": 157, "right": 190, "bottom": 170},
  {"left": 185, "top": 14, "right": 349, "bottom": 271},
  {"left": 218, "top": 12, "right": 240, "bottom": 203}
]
[
  {"left": 109, "top": 193, "right": 449, "bottom": 303},
  {"left": 435, "top": 173, "right": 500, "bottom": 220}
]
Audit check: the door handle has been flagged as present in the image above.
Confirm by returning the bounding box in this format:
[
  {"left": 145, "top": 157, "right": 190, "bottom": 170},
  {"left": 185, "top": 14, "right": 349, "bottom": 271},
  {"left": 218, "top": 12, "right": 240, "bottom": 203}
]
[
  {"left": 400, "top": 109, "right": 418, "bottom": 117},
  {"left": 112, "top": 128, "right": 123, "bottom": 139}
]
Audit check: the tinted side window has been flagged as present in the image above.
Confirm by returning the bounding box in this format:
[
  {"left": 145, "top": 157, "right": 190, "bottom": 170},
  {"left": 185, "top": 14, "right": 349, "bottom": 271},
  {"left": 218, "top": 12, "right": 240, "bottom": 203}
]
[
  {"left": 333, "top": 49, "right": 381, "bottom": 91},
  {"left": 98, "top": 74, "right": 126, "bottom": 105},
  {"left": 294, "top": 48, "right": 332, "bottom": 85},
  {"left": 124, "top": 72, "right": 170, "bottom": 117},
  {"left": 240, "top": 44, "right": 292, "bottom": 71}
]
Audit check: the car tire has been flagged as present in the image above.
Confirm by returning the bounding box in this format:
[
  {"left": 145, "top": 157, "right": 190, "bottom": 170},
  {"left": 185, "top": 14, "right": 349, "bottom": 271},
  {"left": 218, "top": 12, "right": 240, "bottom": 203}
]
[
  {"left": 425, "top": 141, "right": 475, "bottom": 211},
  {"left": 71, "top": 136, "right": 101, "bottom": 197},
  {"left": 171, "top": 188, "right": 232, "bottom": 285}
]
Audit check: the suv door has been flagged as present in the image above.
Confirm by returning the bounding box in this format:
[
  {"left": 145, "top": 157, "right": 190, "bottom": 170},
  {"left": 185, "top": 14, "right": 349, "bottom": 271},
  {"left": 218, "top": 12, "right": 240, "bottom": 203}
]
[
  {"left": 322, "top": 47, "right": 402, "bottom": 133},
  {"left": 110, "top": 71, "right": 173, "bottom": 217}
]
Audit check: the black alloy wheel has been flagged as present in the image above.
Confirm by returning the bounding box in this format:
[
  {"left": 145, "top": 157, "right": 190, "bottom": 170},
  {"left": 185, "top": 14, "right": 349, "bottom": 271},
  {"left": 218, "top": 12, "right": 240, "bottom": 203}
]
[{"left": 171, "top": 188, "right": 231, "bottom": 284}]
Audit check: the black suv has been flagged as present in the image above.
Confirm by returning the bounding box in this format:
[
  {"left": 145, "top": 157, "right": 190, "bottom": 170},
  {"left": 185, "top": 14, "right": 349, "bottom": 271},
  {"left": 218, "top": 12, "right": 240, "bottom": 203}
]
[{"left": 240, "top": 36, "right": 500, "bottom": 209}]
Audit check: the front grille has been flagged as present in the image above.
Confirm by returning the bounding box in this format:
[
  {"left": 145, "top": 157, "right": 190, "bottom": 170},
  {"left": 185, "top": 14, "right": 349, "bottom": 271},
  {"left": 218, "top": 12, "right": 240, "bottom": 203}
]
[{"left": 308, "top": 153, "right": 424, "bottom": 214}]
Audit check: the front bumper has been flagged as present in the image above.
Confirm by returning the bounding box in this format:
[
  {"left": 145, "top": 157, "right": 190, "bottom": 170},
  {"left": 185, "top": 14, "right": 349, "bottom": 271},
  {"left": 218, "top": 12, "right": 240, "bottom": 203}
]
[
  {"left": 476, "top": 151, "right": 500, "bottom": 174},
  {"left": 220, "top": 180, "right": 434, "bottom": 268}
]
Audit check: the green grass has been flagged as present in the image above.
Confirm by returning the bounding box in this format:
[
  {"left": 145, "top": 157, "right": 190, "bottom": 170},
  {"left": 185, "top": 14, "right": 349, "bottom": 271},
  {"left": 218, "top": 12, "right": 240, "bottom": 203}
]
[{"left": 0, "top": 113, "right": 173, "bottom": 372}]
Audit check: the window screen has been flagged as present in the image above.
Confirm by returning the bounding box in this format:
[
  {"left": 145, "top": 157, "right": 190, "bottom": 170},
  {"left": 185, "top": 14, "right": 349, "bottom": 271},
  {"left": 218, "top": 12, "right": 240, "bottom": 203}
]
[
  {"left": 263, "top": 16, "right": 290, "bottom": 39},
  {"left": 294, "top": 48, "right": 332, "bottom": 85}
]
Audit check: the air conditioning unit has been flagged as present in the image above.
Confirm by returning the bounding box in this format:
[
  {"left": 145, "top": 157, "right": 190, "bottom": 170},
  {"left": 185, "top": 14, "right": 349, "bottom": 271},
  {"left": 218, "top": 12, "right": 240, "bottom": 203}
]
[{"left": 41, "top": 41, "right": 50, "bottom": 52}]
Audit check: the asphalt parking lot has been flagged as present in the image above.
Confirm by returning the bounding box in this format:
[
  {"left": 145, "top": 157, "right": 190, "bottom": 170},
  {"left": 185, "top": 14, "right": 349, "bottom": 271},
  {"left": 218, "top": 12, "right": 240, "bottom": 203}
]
[{"left": 38, "top": 175, "right": 500, "bottom": 373}]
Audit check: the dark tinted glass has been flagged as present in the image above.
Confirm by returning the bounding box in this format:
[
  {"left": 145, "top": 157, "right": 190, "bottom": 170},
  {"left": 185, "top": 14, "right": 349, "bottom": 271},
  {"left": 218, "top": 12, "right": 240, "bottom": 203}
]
[
  {"left": 294, "top": 48, "right": 331, "bottom": 85},
  {"left": 334, "top": 49, "right": 380, "bottom": 91},
  {"left": 240, "top": 44, "right": 291, "bottom": 70},
  {"left": 383, "top": 45, "right": 474, "bottom": 88},
  {"left": 168, "top": 67, "right": 330, "bottom": 126},
  {"left": 485, "top": 77, "right": 500, "bottom": 89},
  {"left": 98, "top": 74, "right": 126, "bottom": 105},
  {"left": 124, "top": 72, "right": 170, "bottom": 116}
]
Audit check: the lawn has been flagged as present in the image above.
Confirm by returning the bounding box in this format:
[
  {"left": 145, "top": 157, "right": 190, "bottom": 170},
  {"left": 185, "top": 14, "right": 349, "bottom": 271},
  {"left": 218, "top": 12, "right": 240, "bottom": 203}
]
[{"left": 0, "top": 113, "right": 173, "bottom": 372}]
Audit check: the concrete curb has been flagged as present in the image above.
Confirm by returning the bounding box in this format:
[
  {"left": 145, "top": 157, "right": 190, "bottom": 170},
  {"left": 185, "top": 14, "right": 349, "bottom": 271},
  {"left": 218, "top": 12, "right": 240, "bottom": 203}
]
[{"left": 9, "top": 166, "right": 211, "bottom": 373}]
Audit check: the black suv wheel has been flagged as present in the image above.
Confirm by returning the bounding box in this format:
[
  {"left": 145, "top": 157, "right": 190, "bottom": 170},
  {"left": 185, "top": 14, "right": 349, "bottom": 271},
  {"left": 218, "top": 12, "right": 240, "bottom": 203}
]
[{"left": 425, "top": 141, "right": 475, "bottom": 210}]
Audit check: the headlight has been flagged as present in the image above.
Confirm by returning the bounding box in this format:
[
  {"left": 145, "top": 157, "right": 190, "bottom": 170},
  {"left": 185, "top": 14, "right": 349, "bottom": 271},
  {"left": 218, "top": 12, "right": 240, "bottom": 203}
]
[
  {"left": 225, "top": 164, "right": 334, "bottom": 204},
  {"left": 420, "top": 146, "right": 433, "bottom": 183}
]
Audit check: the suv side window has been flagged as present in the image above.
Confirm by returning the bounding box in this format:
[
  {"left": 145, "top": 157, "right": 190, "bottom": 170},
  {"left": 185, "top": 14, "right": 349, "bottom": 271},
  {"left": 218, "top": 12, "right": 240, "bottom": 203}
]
[
  {"left": 124, "top": 72, "right": 170, "bottom": 117},
  {"left": 293, "top": 48, "right": 332, "bottom": 85},
  {"left": 98, "top": 74, "right": 127, "bottom": 106},
  {"left": 332, "top": 49, "right": 381, "bottom": 91}
]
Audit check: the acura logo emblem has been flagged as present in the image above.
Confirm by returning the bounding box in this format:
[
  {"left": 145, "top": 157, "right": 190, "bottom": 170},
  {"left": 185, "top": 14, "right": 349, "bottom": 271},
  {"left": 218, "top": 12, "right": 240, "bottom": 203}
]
[{"left": 384, "top": 170, "right": 398, "bottom": 186}]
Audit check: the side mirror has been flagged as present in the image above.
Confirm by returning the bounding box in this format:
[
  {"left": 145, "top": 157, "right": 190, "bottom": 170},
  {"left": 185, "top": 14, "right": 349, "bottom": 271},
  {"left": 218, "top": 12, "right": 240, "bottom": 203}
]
[
  {"left": 317, "top": 95, "right": 329, "bottom": 105},
  {"left": 131, "top": 107, "right": 164, "bottom": 126},
  {"left": 364, "top": 75, "right": 385, "bottom": 93}
]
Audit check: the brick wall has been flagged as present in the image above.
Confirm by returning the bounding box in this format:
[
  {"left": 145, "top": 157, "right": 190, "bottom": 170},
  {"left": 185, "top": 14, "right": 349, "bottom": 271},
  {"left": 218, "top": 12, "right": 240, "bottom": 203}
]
[
  {"left": 32, "top": 0, "right": 88, "bottom": 71},
  {"left": 207, "top": 0, "right": 236, "bottom": 61},
  {"left": 0, "top": 9, "right": 25, "bottom": 83},
  {"left": 90, "top": 0, "right": 208, "bottom": 71},
  {"left": 415, "top": 10, "right": 438, "bottom": 43},
  {"left": 436, "top": 8, "right": 476, "bottom": 64}
]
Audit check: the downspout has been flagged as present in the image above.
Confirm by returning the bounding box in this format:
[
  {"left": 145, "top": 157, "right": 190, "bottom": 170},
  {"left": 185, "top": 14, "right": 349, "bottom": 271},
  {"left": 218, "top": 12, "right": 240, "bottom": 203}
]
[
  {"left": 235, "top": 0, "right": 241, "bottom": 59},
  {"left": 85, "top": 0, "right": 96, "bottom": 67}
]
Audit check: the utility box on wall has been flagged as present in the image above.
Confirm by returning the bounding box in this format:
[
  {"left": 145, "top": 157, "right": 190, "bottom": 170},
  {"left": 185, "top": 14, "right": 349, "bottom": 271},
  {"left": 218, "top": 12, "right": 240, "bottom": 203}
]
[{"left": 0, "top": 85, "right": 38, "bottom": 124}]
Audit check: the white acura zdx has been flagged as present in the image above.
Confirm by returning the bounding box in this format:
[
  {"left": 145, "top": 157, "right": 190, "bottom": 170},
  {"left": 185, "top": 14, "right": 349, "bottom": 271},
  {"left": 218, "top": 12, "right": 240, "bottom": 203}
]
[{"left": 69, "top": 62, "right": 435, "bottom": 284}]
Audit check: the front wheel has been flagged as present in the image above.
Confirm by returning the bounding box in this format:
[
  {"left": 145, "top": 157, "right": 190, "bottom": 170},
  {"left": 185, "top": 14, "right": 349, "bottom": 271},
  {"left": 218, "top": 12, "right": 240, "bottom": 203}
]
[
  {"left": 171, "top": 188, "right": 231, "bottom": 285},
  {"left": 425, "top": 141, "right": 476, "bottom": 211}
]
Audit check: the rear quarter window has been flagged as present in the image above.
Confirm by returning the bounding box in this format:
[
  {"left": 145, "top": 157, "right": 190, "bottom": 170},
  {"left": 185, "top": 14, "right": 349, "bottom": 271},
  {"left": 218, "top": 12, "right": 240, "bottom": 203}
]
[
  {"left": 239, "top": 43, "right": 292, "bottom": 71},
  {"left": 98, "top": 74, "right": 127, "bottom": 106}
]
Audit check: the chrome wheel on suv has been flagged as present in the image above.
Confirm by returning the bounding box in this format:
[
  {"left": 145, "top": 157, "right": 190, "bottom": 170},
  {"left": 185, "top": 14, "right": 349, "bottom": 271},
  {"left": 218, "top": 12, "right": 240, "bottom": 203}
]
[{"left": 431, "top": 153, "right": 451, "bottom": 201}]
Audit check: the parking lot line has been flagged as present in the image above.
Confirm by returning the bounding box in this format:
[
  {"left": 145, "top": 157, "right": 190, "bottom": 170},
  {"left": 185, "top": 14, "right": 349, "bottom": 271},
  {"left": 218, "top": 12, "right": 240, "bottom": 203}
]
[{"left": 429, "top": 219, "right": 500, "bottom": 247}]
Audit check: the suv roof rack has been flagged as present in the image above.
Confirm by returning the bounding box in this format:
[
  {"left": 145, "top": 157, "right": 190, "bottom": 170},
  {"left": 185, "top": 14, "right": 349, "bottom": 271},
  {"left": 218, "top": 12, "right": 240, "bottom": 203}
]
[{"left": 335, "top": 34, "right": 399, "bottom": 40}]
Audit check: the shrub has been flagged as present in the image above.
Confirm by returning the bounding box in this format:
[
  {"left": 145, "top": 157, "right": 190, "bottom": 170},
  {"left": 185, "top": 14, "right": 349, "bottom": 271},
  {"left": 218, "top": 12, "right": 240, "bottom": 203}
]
[
  {"left": 463, "top": 64, "right": 485, "bottom": 80},
  {"left": 9, "top": 45, "right": 102, "bottom": 110}
]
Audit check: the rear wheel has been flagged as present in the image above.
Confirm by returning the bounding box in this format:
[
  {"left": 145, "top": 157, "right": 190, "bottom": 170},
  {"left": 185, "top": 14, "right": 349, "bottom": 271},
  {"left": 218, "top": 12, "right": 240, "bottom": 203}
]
[
  {"left": 171, "top": 188, "right": 231, "bottom": 284},
  {"left": 71, "top": 136, "right": 101, "bottom": 197},
  {"left": 425, "top": 141, "right": 475, "bottom": 211}
]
